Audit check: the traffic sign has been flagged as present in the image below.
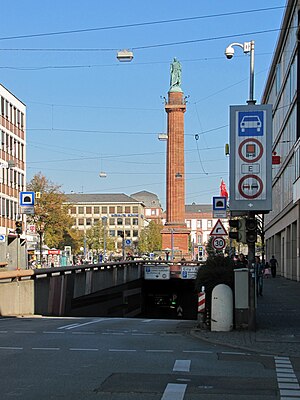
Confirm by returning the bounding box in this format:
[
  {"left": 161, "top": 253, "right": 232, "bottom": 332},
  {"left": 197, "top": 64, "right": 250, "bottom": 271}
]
[
  {"left": 229, "top": 104, "right": 272, "bottom": 212},
  {"left": 213, "top": 196, "right": 227, "bottom": 218},
  {"left": 19, "top": 191, "right": 35, "bottom": 207},
  {"left": 212, "top": 236, "right": 226, "bottom": 250},
  {"left": 125, "top": 239, "right": 131, "bottom": 246},
  {"left": 0, "top": 234, "right": 5, "bottom": 243},
  {"left": 210, "top": 219, "right": 227, "bottom": 236}
]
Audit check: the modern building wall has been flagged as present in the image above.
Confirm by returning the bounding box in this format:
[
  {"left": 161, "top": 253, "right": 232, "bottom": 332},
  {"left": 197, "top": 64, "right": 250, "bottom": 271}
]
[
  {"left": 262, "top": 0, "right": 300, "bottom": 281},
  {"left": 66, "top": 193, "right": 145, "bottom": 252},
  {"left": 0, "top": 84, "right": 26, "bottom": 270}
]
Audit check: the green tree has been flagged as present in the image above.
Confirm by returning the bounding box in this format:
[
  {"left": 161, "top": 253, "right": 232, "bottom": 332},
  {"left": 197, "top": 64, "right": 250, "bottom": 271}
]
[
  {"left": 27, "top": 173, "right": 78, "bottom": 249},
  {"left": 137, "top": 221, "right": 163, "bottom": 253},
  {"left": 85, "top": 220, "right": 114, "bottom": 252}
]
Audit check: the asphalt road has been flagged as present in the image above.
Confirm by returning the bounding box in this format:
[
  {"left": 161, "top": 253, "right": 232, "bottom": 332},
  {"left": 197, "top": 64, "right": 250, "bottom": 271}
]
[{"left": 0, "top": 316, "right": 298, "bottom": 399}]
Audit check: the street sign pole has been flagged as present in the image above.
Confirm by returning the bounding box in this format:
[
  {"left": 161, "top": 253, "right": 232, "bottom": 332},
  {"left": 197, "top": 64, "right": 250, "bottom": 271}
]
[{"left": 247, "top": 211, "right": 256, "bottom": 331}]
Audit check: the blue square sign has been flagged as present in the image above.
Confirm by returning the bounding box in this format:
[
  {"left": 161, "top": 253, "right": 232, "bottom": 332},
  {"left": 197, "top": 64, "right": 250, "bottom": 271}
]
[
  {"left": 20, "top": 191, "right": 35, "bottom": 206},
  {"left": 238, "top": 111, "right": 264, "bottom": 136}
]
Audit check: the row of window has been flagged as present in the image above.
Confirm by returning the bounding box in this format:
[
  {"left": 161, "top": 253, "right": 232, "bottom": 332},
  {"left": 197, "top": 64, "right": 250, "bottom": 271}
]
[
  {"left": 0, "top": 96, "right": 24, "bottom": 129},
  {"left": 186, "top": 219, "right": 212, "bottom": 229},
  {"left": 0, "top": 167, "right": 25, "bottom": 190},
  {"left": 0, "top": 130, "right": 25, "bottom": 160},
  {"left": 0, "top": 197, "right": 18, "bottom": 219},
  {"left": 70, "top": 205, "right": 140, "bottom": 215},
  {"left": 108, "top": 230, "right": 139, "bottom": 238},
  {"left": 76, "top": 217, "right": 140, "bottom": 226}
]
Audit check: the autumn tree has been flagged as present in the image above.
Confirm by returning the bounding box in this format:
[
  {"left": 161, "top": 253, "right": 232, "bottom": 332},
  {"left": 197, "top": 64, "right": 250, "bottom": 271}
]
[
  {"left": 137, "top": 221, "right": 163, "bottom": 253},
  {"left": 27, "top": 173, "right": 79, "bottom": 250}
]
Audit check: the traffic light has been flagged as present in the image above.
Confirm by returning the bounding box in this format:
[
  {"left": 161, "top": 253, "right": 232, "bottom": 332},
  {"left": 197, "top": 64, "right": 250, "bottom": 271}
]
[
  {"left": 228, "top": 218, "right": 246, "bottom": 243},
  {"left": 15, "top": 221, "right": 22, "bottom": 235},
  {"left": 246, "top": 217, "right": 257, "bottom": 243}
]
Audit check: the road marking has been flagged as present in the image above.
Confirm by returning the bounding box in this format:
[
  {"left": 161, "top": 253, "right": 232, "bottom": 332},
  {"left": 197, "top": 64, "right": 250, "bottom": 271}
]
[
  {"left": 0, "top": 346, "right": 23, "bottom": 350},
  {"left": 132, "top": 333, "right": 153, "bottom": 336},
  {"left": 32, "top": 347, "right": 60, "bottom": 351},
  {"left": 274, "top": 356, "right": 300, "bottom": 399},
  {"left": 69, "top": 348, "right": 99, "bottom": 351},
  {"left": 58, "top": 323, "right": 81, "bottom": 330},
  {"left": 14, "top": 330, "right": 36, "bottom": 334},
  {"left": 0, "top": 331, "right": 8, "bottom": 333},
  {"left": 43, "top": 331, "right": 65, "bottom": 334},
  {"left": 221, "top": 351, "right": 247, "bottom": 355},
  {"left": 109, "top": 349, "right": 137, "bottom": 352},
  {"left": 142, "top": 319, "right": 153, "bottom": 323},
  {"left": 173, "top": 360, "right": 191, "bottom": 372},
  {"left": 71, "top": 332, "right": 96, "bottom": 335},
  {"left": 161, "top": 383, "right": 187, "bottom": 400}
]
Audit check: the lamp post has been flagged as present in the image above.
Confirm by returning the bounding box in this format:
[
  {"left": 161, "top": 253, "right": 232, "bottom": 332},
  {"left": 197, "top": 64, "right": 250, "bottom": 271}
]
[
  {"left": 170, "top": 228, "right": 174, "bottom": 262},
  {"left": 102, "top": 216, "right": 107, "bottom": 262},
  {"left": 225, "top": 40, "right": 255, "bottom": 105},
  {"left": 225, "top": 39, "right": 256, "bottom": 330},
  {"left": 37, "top": 221, "right": 45, "bottom": 266}
]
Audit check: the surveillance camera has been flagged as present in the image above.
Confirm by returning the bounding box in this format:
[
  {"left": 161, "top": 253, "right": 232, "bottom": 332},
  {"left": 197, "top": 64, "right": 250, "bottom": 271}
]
[{"left": 225, "top": 46, "right": 234, "bottom": 59}]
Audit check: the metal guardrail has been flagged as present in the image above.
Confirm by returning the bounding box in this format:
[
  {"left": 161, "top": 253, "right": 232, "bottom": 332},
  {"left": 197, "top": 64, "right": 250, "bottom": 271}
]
[{"left": 0, "top": 259, "right": 203, "bottom": 282}]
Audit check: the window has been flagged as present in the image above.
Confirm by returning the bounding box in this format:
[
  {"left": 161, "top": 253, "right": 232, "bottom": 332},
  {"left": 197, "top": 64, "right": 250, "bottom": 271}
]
[
  {"left": 197, "top": 220, "right": 202, "bottom": 229},
  {"left": 109, "top": 230, "right": 115, "bottom": 237},
  {"left": 151, "top": 209, "right": 157, "bottom": 216},
  {"left": 125, "top": 206, "right": 130, "bottom": 213},
  {"left": 117, "top": 206, "right": 123, "bottom": 213},
  {"left": 197, "top": 235, "right": 202, "bottom": 244},
  {"left": 117, "top": 218, "right": 123, "bottom": 225},
  {"left": 125, "top": 218, "right": 131, "bottom": 225},
  {"left": 109, "top": 218, "right": 115, "bottom": 225},
  {"left": 94, "top": 218, "right": 99, "bottom": 224},
  {"left": 125, "top": 230, "right": 131, "bottom": 237},
  {"left": 132, "top": 206, "right": 138, "bottom": 213},
  {"left": 133, "top": 218, "right": 138, "bottom": 225},
  {"left": 78, "top": 218, "right": 84, "bottom": 225},
  {"left": 0, "top": 97, "right": 4, "bottom": 116},
  {"left": 94, "top": 206, "right": 100, "bottom": 214},
  {"left": 86, "top": 218, "right": 92, "bottom": 226},
  {"left": 207, "top": 220, "right": 213, "bottom": 228},
  {"left": 109, "top": 206, "right": 115, "bottom": 213},
  {"left": 132, "top": 230, "right": 138, "bottom": 237},
  {"left": 86, "top": 207, "right": 92, "bottom": 214},
  {"left": 117, "top": 230, "right": 124, "bottom": 237},
  {"left": 186, "top": 220, "right": 191, "bottom": 228},
  {"left": 78, "top": 207, "right": 84, "bottom": 214},
  {"left": 102, "top": 206, "right": 107, "bottom": 213},
  {"left": 70, "top": 207, "right": 76, "bottom": 214}
]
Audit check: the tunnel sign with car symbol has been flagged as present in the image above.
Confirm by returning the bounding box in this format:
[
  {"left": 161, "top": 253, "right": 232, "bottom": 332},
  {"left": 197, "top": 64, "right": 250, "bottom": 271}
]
[{"left": 229, "top": 104, "right": 272, "bottom": 212}]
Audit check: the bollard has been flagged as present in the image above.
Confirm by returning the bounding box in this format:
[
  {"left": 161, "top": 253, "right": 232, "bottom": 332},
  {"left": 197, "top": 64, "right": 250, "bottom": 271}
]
[{"left": 197, "top": 286, "right": 206, "bottom": 329}]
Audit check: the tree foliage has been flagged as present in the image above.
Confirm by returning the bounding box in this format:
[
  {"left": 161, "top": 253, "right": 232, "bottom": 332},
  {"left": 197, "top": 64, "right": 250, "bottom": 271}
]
[
  {"left": 138, "top": 221, "right": 163, "bottom": 253},
  {"left": 85, "top": 220, "right": 115, "bottom": 252},
  {"left": 27, "top": 173, "right": 78, "bottom": 249}
]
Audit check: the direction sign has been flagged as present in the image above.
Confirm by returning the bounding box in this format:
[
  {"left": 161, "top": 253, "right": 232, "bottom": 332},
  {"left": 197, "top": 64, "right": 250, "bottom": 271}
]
[
  {"left": 210, "top": 219, "right": 227, "bottom": 236},
  {"left": 144, "top": 265, "right": 170, "bottom": 280},
  {"left": 212, "top": 236, "right": 226, "bottom": 250},
  {"left": 229, "top": 104, "right": 272, "bottom": 212},
  {"left": 0, "top": 234, "right": 5, "bottom": 243}
]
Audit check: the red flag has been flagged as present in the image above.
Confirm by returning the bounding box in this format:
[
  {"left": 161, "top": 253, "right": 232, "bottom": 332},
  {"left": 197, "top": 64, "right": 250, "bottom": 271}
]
[{"left": 220, "top": 179, "right": 228, "bottom": 199}]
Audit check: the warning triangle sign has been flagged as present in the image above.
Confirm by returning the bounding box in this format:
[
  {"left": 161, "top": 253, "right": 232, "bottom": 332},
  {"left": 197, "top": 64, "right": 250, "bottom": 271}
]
[{"left": 210, "top": 219, "right": 227, "bottom": 236}]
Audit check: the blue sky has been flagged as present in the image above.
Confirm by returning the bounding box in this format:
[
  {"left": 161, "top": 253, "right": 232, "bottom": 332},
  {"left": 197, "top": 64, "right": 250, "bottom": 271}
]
[{"left": 0, "top": 1, "right": 285, "bottom": 208}]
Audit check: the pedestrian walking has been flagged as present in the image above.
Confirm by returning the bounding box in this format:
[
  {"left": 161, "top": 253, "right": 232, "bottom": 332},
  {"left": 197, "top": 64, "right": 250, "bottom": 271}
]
[
  {"left": 269, "top": 255, "right": 278, "bottom": 278},
  {"left": 255, "top": 256, "right": 264, "bottom": 296}
]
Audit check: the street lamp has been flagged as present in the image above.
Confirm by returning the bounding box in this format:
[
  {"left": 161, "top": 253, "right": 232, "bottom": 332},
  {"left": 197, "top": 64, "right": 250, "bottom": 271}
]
[
  {"left": 225, "top": 40, "right": 255, "bottom": 105},
  {"left": 102, "top": 216, "right": 107, "bottom": 262},
  {"left": 37, "top": 221, "right": 45, "bottom": 266}
]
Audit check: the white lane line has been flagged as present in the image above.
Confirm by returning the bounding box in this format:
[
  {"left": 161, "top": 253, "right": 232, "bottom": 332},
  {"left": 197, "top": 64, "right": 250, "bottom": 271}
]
[
  {"left": 161, "top": 383, "right": 187, "bottom": 400},
  {"left": 274, "top": 356, "right": 300, "bottom": 400},
  {"left": 69, "top": 348, "right": 99, "bottom": 351},
  {"left": 142, "top": 319, "right": 153, "bottom": 323},
  {"left": 173, "top": 360, "right": 191, "bottom": 372},
  {"left": 0, "top": 346, "right": 23, "bottom": 350},
  {"left": 32, "top": 347, "right": 60, "bottom": 351},
  {"left": 68, "top": 319, "right": 107, "bottom": 329},
  {"left": 109, "top": 349, "right": 137, "bottom": 352},
  {"left": 71, "top": 332, "right": 96, "bottom": 335},
  {"left": 0, "top": 331, "right": 8, "bottom": 333},
  {"left": 14, "top": 331, "right": 36, "bottom": 334},
  {"left": 221, "top": 351, "right": 246, "bottom": 355},
  {"left": 43, "top": 331, "right": 65, "bottom": 334},
  {"left": 132, "top": 333, "right": 153, "bottom": 336},
  {"left": 58, "top": 323, "right": 81, "bottom": 330}
]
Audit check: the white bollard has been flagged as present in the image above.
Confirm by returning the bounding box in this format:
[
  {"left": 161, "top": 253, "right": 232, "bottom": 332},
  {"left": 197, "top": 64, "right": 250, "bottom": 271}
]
[{"left": 211, "top": 284, "right": 233, "bottom": 332}]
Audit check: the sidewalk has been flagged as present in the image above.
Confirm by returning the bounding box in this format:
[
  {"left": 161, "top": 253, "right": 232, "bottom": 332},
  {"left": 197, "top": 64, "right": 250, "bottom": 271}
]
[{"left": 192, "top": 276, "right": 300, "bottom": 356}]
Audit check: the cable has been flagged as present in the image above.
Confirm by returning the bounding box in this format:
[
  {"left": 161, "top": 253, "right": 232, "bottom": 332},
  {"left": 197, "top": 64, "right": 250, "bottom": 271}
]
[{"left": 0, "top": 6, "right": 285, "bottom": 42}]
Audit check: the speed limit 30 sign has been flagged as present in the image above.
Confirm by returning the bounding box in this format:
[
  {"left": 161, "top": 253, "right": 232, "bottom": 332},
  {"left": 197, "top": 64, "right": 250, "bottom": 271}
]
[{"left": 212, "top": 236, "right": 226, "bottom": 250}]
